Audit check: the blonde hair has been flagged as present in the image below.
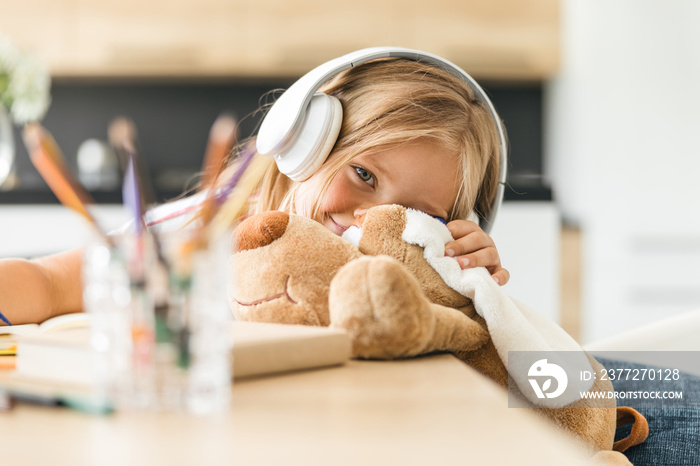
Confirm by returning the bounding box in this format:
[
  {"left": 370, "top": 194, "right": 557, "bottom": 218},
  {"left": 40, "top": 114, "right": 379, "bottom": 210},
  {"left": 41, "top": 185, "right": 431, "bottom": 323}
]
[{"left": 256, "top": 57, "right": 504, "bottom": 223}]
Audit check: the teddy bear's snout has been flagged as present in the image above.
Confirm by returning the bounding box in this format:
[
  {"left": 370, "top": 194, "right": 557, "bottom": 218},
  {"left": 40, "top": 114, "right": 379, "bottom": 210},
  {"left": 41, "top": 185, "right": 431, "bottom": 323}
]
[{"left": 235, "top": 210, "right": 290, "bottom": 252}]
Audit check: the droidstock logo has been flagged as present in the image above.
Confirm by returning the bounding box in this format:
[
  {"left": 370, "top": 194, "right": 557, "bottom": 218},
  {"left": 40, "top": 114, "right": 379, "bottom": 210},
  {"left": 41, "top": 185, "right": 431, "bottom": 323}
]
[{"left": 528, "top": 359, "right": 568, "bottom": 399}]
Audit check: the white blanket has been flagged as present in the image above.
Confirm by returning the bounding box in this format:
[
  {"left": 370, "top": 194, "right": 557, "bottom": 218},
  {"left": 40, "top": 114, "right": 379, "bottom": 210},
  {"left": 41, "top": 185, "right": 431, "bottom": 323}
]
[
  {"left": 344, "top": 208, "right": 595, "bottom": 408},
  {"left": 401, "top": 209, "right": 595, "bottom": 407}
]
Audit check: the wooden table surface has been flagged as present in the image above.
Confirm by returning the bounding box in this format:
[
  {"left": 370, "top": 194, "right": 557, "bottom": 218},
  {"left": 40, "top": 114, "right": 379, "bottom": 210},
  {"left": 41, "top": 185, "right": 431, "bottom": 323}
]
[{"left": 0, "top": 354, "right": 593, "bottom": 465}]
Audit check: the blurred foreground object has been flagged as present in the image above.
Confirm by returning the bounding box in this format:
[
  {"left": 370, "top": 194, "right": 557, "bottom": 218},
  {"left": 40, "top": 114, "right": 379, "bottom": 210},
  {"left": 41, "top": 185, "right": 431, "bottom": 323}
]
[{"left": 0, "top": 34, "right": 51, "bottom": 188}]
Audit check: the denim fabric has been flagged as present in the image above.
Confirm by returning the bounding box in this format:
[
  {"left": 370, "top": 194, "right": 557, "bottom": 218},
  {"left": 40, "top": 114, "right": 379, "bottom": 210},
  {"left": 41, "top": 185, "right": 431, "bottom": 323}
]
[{"left": 596, "top": 357, "right": 700, "bottom": 466}]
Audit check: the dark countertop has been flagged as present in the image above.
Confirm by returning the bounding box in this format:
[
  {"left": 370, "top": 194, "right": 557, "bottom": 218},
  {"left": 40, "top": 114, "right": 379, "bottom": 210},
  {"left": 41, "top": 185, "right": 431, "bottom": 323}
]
[{"left": 502, "top": 181, "right": 553, "bottom": 202}]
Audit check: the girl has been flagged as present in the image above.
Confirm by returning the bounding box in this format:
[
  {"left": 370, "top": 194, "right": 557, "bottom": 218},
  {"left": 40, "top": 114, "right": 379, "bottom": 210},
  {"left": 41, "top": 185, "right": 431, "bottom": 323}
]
[{"left": 0, "top": 51, "right": 509, "bottom": 326}]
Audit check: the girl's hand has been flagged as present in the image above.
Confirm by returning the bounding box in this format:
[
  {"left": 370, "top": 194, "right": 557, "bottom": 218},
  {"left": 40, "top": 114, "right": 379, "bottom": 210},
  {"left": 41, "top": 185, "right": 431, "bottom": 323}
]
[{"left": 444, "top": 219, "right": 510, "bottom": 286}]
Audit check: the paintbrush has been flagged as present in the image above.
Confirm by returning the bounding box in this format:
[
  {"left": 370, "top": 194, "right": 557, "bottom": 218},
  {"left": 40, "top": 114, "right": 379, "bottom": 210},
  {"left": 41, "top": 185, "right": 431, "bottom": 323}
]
[
  {"left": 122, "top": 154, "right": 145, "bottom": 233},
  {"left": 197, "top": 113, "right": 238, "bottom": 228},
  {"left": 108, "top": 116, "right": 155, "bottom": 208},
  {"left": 22, "top": 123, "right": 110, "bottom": 241},
  {"left": 175, "top": 114, "right": 238, "bottom": 262},
  {"left": 215, "top": 143, "right": 256, "bottom": 204},
  {"left": 122, "top": 153, "right": 149, "bottom": 281},
  {"left": 208, "top": 153, "right": 273, "bottom": 239}
]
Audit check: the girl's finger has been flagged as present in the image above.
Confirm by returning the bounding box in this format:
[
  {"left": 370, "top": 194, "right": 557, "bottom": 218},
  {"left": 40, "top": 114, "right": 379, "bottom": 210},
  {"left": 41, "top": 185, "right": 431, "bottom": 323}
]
[
  {"left": 455, "top": 247, "right": 500, "bottom": 270},
  {"left": 445, "top": 232, "right": 494, "bottom": 257},
  {"left": 445, "top": 219, "right": 482, "bottom": 239},
  {"left": 490, "top": 267, "right": 510, "bottom": 286}
]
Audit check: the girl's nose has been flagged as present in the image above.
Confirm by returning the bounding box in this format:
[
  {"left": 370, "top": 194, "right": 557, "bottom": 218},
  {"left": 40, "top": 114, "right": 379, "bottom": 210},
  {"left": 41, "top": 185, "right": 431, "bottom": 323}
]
[{"left": 353, "top": 208, "right": 369, "bottom": 227}]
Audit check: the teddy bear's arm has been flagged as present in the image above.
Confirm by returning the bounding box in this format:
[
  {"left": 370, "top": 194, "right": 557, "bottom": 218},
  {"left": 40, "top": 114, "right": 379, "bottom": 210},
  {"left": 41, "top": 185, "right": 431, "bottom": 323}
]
[{"left": 329, "top": 255, "right": 489, "bottom": 359}]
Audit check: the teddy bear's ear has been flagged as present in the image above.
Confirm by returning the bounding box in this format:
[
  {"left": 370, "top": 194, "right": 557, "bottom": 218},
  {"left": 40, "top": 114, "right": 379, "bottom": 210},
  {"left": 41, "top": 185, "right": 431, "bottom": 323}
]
[{"left": 235, "top": 211, "right": 290, "bottom": 252}]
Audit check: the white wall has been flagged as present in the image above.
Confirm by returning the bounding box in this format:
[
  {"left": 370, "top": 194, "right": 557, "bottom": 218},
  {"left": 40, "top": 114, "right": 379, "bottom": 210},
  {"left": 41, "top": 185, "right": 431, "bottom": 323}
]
[
  {"left": 0, "top": 206, "right": 130, "bottom": 258},
  {"left": 545, "top": 0, "right": 700, "bottom": 342},
  {"left": 490, "top": 202, "right": 561, "bottom": 324}
]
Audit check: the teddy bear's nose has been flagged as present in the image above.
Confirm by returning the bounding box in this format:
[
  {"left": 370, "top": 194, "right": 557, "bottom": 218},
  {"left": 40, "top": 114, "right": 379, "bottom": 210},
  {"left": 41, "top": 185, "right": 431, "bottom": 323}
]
[{"left": 235, "top": 210, "right": 290, "bottom": 252}]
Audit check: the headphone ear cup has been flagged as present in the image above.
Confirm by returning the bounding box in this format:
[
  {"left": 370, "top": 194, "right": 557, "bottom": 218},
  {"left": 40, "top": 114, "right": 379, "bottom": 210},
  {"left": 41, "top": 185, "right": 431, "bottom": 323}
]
[{"left": 274, "top": 93, "right": 343, "bottom": 181}]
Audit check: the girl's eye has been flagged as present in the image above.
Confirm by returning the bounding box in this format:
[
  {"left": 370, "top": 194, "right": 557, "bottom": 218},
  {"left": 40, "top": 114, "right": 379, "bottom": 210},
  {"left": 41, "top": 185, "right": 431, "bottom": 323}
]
[{"left": 354, "top": 166, "right": 375, "bottom": 187}]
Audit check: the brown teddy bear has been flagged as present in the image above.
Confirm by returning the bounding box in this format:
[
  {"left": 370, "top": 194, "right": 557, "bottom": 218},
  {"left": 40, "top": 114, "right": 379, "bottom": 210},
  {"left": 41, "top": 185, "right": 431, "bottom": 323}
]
[{"left": 229, "top": 204, "right": 647, "bottom": 464}]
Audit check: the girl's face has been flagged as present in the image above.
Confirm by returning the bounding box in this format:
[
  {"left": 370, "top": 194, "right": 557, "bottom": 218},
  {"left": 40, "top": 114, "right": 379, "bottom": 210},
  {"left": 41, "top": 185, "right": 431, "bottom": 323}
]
[{"left": 297, "top": 140, "right": 461, "bottom": 236}]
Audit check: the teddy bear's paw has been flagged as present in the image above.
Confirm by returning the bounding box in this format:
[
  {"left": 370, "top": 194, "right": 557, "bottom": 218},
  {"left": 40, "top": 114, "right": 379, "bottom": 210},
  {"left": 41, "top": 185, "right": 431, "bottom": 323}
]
[
  {"left": 235, "top": 210, "right": 290, "bottom": 252},
  {"left": 329, "top": 255, "right": 487, "bottom": 359},
  {"left": 329, "top": 255, "right": 434, "bottom": 359}
]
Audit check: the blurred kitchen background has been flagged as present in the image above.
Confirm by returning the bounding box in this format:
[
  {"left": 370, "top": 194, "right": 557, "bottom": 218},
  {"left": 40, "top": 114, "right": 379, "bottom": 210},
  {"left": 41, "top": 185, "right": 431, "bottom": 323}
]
[{"left": 1, "top": 0, "right": 698, "bottom": 344}]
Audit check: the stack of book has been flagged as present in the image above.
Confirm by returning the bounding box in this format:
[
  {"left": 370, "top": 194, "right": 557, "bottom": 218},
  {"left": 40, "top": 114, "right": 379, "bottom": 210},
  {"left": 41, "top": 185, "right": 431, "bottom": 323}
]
[{"left": 0, "top": 314, "right": 351, "bottom": 411}]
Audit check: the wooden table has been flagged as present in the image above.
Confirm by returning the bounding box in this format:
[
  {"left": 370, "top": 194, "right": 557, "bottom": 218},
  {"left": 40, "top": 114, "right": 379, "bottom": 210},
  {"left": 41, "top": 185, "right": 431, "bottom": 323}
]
[{"left": 0, "top": 355, "right": 593, "bottom": 465}]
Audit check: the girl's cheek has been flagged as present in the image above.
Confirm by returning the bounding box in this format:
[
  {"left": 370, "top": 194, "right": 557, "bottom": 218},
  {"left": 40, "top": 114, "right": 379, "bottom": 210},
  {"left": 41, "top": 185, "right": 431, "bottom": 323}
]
[{"left": 320, "top": 172, "right": 353, "bottom": 214}]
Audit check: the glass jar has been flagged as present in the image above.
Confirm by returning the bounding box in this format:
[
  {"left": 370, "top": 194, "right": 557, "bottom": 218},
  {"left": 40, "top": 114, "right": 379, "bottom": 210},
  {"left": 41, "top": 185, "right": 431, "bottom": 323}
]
[{"left": 83, "top": 229, "right": 233, "bottom": 414}]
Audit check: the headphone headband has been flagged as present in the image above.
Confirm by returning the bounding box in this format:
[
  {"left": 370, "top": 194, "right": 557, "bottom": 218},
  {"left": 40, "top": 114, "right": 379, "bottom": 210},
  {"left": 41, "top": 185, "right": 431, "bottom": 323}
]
[{"left": 256, "top": 47, "right": 507, "bottom": 233}]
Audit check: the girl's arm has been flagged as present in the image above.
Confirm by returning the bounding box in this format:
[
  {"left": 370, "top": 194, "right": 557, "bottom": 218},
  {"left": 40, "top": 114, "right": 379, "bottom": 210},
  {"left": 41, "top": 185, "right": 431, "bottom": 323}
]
[
  {"left": 0, "top": 248, "right": 84, "bottom": 326},
  {"left": 444, "top": 220, "right": 510, "bottom": 286}
]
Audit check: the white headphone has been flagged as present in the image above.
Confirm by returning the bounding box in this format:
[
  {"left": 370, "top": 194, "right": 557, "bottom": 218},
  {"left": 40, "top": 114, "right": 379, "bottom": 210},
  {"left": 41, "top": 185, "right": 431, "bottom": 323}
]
[{"left": 255, "top": 47, "right": 508, "bottom": 233}]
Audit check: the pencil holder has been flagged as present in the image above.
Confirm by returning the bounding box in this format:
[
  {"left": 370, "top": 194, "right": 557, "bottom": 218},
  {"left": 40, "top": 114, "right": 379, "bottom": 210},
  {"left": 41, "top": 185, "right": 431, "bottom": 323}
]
[
  {"left": 158, "top": 229, "right": 233, "bottom": 414},
  {"left": 82, "top": 229, "right": 233, "bottom": 415},
  {"left": 82, "top": 235, "right": 133, "bottom": 409}
]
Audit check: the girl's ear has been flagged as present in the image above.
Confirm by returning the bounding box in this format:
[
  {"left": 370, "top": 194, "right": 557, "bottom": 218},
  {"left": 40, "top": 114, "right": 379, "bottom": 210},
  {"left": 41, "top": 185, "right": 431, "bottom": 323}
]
[{"left": 263, "top": 94, "right": 343, "bottom": 182}]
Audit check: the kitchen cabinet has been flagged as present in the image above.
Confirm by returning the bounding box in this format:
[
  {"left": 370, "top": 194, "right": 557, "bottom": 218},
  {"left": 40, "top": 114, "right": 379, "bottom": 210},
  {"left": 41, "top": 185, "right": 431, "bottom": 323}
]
[
  {"left": 490, "top": 201, "right": 561, "bottom": 324},
  {"left": 1, "top": 0, "right": 558, "bottom": 81}
]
